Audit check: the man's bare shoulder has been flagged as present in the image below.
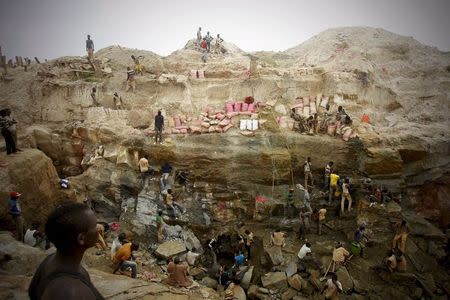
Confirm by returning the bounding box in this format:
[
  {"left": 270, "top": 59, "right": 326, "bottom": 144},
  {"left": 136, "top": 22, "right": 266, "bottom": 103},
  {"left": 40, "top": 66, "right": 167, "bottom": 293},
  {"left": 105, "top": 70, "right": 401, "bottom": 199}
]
[{"left": 42, "top": 276, "right": 97, "bottom": 300}]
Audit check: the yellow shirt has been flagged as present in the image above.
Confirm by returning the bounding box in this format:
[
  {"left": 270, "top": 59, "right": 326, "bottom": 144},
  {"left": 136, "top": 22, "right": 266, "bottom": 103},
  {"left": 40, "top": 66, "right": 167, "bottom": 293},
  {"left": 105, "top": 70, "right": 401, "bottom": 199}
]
[
  {"left": 318, "top": 208, "right": 327, "bottom": 221},
  {"left": 332, "top": 247, "right": 349, "bottom": 263},
  {"left": 139, "top": 158, "right": 149, "bottom": 173},
  {"left": 330, "top": 174, "right": 340, "bottom": 187},
  {"left": 113, "top": 242, "right": 132, "bottom": 264},
  {"left": 166, "top": 194, "right": 173, "bottom": 206}
]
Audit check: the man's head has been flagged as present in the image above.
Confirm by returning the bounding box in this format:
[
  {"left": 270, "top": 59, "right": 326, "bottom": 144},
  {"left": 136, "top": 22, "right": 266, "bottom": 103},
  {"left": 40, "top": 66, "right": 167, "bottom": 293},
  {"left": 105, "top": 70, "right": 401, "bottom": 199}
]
[
  {"left": 158, "top": 110, "right": 162, "bottom": 116},
  {"left": 199, "top": 27, "right": 201, "bottom": 30},
  {"left": 118, "top": 232, "right": 127, "bottom": 243},
  {"left": 306, "top": 242, "right": 311, "bottom": 248},
  {"left": 329, "top": 161, "right": 334, "bottom": 166},
  {"left": 326, "top": 103, "right": 330, "bottom": 110},
  {"left": 359, "top": 225, "right": 365, "bottom": 231},
  {"left": 5, "top": 108, "right": 11, "bottom": 116},
  {"left": 114, "top": 92, "right": 118, "bottom": 97},
  {"left": 401, "top": 220, "right": 407, "bottom": 226},
  {"left": 245, "top": 230, "right": 250, "bottom": 235},
  {"left": 131, "top": 241, "right": 139, "bottom": 251},
  {"left": 87, "top": 35, "right": 91, "bottom": 39},
  {"left": 45, "top": 202, "right": 98, "bottom": 254},
  {"left": 345, "top": 178, "right": 349, "bottom": 184},
  {"left": 330, "top": 273, "right": 338, "bottom": 281},
  {"left": 338, "top": 106, "right": 343, "bottom": 112},
  {"left": 307, "top": 157, "right": 311, "bottom": 162},
  {"left": 127, "top": 66, "right": 130, "bottom": 70},
  {"left": 158, "top": 210, "right": 163, "bottom": 216},
  {"left": 174, "top": 256, "right": 181, "bottom": 264},
  {"left": 167, "top": 189, "right": 172, "bottom": 195},
  {"left": 10, "top": 191, "right": 21, "bottom": 199},
  {"left": 207, "top": 31, "right": 210, "bottom": 35}
]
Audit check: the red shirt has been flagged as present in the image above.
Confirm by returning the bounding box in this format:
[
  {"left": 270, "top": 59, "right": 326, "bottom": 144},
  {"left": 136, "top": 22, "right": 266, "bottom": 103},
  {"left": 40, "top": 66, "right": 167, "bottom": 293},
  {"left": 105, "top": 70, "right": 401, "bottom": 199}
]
[{"left": 201, "top": 41, "right": 207, "bottom": 49}]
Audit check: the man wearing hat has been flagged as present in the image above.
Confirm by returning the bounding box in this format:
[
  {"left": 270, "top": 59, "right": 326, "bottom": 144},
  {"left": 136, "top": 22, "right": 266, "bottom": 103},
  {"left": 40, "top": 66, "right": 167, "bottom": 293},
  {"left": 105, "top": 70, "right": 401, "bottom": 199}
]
[{"left": 8, "top": 191, "right": 24, "bottom": 241}]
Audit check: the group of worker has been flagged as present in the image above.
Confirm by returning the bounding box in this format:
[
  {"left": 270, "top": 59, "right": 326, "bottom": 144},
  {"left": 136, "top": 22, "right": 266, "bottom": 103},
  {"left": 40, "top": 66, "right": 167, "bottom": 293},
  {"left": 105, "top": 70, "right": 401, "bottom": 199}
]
[{"left": 196, "top": 27, "right": 226, "bottom": 63}]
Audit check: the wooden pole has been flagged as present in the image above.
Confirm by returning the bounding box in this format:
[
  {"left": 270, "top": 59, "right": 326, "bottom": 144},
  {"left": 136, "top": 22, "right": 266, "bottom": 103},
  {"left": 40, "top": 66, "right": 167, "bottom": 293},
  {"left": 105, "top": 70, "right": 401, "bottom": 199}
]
[{"left": 34, "top": 57, "right": 41, "bottom": 64}]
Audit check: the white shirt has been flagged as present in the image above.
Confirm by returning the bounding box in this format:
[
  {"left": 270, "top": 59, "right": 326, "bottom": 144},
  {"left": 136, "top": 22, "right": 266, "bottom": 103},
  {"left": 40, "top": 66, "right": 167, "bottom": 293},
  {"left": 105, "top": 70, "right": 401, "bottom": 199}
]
[
  {"left": 297, "top": 244, "right": 312, "bottom": 259},
  {"left": 139, "top": 158, "right": 149, "bottom": 173},
  {"left": 110, "top": 238, "right": 123, "bottom": 260},
  {"left": 342, "top": 182, "right": 349, "bottom": 195},
  {"left": 24, "top": 229, "right": 37, "bottom": 247},
  {"left": 304, "top": 161, "right": 311, "bottom": 172}
]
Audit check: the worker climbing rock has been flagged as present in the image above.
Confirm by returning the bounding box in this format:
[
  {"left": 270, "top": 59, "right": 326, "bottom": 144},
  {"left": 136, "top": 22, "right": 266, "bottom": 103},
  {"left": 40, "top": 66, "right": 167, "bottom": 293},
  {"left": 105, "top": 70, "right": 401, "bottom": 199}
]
[
  {"left": 86, "top": 34, "right": 94, "bottom": 62},
  {"left": 126, "top": 67, "right": 136, "bottom": 92}
]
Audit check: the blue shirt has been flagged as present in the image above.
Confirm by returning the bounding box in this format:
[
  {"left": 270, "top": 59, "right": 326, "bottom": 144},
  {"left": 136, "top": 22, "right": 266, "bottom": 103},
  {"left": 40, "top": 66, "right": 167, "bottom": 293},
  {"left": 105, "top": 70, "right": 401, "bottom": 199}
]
[
  {"left": 9, "top": 198, "right": 21, "bottom": 215},
  {"left": 234, "top": 254, "right": 245, "bottom": 266}
]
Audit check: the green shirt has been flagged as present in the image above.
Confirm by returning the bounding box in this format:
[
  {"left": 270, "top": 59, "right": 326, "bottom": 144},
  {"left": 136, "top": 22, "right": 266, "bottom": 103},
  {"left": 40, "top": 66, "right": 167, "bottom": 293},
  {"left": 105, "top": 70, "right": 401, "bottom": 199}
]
[
  {"left": 286, "top": 191, "right": 294, "bottom": 204},
  {"left": 156, "top": 215, "right": 163, "bottom": 225}
]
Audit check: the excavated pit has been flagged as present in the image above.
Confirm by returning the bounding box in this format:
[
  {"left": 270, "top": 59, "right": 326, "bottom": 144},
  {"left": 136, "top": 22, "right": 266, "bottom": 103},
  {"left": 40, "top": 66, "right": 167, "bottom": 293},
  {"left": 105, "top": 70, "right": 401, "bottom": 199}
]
[{"left": 1, "top": 27, "right": 449, "bottom": 299}]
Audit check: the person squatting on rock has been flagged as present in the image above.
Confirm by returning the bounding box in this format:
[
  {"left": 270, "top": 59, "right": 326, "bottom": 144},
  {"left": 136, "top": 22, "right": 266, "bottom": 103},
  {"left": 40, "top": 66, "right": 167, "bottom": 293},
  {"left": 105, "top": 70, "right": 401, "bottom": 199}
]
[
  {"left": 126, "top": 67, "right": 136, "bottom": 92},
  {"left": 165, "top": 189, "right": 185, "bottom": 218},
  {"left": 8, "top": 191, "right": 24, "bottom": 241},
  {"left": 340, "top": 178, "right": 352, "bottom": 214},
  {"left": 113, "top": 92, "right": 123, "bottom": 109},
  {"left": 28, "top": 203, "right": 104, "bottom": 300},
  {"left": 24, "top": 223, "right": 44, "bottom": 247},
  {"left": 392, "top": 220, "right": 410, "bottom": 253},
  {"left": 86, "top": 35, "right": 94, "bottom": 62},
  {"left": 113, "top": 241, "right": 140, "bottom": 278},
  {"left": 304, "top": 157, "right": 313, "bottom": 188},
  {"left": 154, "top": 110, "right": 164, "bottom": 144},
  {"left": 271, "top": 229, "right": 286, "bottom": 248},
  {"left": 0, "top": 109, "right": 18, "bottom": 154},
  {"left": 322, "top": 273, "right": 343, "bottom": 300},
  {"left": 164, "top": 256, "right": 193, "bottom": 287}
]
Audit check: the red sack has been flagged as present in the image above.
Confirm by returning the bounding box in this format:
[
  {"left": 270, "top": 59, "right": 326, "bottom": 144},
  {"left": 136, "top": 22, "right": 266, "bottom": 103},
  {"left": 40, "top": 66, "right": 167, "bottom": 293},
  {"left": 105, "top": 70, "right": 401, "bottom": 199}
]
[{"left": 201, "top": 41, "right": 207, "bottom": 49}]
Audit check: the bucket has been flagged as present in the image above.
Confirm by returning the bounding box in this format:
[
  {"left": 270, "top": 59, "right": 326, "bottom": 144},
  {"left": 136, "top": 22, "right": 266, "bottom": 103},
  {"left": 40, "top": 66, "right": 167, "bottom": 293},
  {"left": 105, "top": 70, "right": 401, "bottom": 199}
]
[{"left": 350, "top": 242, "right": 361, "bottom": 256}]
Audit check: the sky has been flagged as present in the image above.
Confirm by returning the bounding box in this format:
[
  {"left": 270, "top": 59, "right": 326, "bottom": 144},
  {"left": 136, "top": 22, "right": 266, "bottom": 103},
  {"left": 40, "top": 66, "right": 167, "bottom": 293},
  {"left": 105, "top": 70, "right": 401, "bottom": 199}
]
[{"left": 0, "top": 0, "right": 449, "bottom": 60}]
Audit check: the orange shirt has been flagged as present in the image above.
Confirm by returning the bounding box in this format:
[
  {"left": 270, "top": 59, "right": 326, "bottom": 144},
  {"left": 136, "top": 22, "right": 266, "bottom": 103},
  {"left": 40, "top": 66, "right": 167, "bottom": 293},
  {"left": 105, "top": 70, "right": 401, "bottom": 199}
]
[
  {"left": 318, "top": 208, "right": 327, "bottom": 221},
  {"left": 113, "top": 242, "right": 132, "bottom": 264},
  {"left": 333, "top": 247, "right": 349, "bottom": 263}
]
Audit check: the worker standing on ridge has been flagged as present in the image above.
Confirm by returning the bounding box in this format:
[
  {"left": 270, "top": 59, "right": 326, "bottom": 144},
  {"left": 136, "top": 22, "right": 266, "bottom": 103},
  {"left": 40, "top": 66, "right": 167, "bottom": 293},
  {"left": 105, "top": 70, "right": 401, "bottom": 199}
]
[
  {"left": 304, "top": 157, "right": 313, "bottom": 189},
  {"left": 154, "top": 110, "right": 164, "bottom": 144},
  {"left": 28, "top": 203, "right": 104, "bottom": 299},
  {"left": 86, "top": 35, "right": 94, "bottom": 62},
  {"left": 126, "top": 67, "right": 136, "bottom": 93},
  {"left": 90, "top": 87, "right": 99, "bottom": 106},
  {"left": 196, "top": 27, "right": 202, "bottom": 49},
  {"left": 205, "top": 31, "right": 213, "bottom": 52}
]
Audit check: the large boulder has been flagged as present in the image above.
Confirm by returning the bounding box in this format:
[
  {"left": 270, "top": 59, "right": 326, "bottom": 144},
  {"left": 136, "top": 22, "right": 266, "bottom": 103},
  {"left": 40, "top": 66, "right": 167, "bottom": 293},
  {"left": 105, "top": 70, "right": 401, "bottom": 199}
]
[
  {"left": 0, "top": 149, "right": 67, "bottom": 230},
  {"left": 241, "top": 266, "right": 254, "bottom": 290},
  {"left": 261, "top": 272, "right": 287, "bottom": 290},
  {"left": 336, "top": 267, "right": 354, "bottom": 292},
  {"left": 287, "top": 274, "right": 303, "bottom": 291},
  {"left": 265, "top": 246, "right": 284, "bottom": 266},
  {"left": 155, "top": 240, "right": 187, "bottom": 259}
]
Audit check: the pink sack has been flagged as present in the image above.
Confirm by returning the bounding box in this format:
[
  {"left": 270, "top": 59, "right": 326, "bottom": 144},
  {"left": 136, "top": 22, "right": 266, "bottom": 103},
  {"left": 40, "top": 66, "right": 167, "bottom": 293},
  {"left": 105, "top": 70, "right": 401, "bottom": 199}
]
[
  {"left": 248, "top": 103, "right": 255, "bottom": 112},
  {"left": 222, "top": 124, "right": 233, "bottom": 132},
  {"left": 257, "top": 102, "right": 266, "bottom": 108},
  {"left": 234, "top": 102, "right": 243, "bottom": 112},
  {"left": 290, "top": 102, "right": 303, "bottom": 110},
  {"left": 342, "top": 127, "right": 352, "bottom": 141},
  {"left": 215, "top": 127, "right": 222, "bottom": 133},
  {"left": 208, "top": 126, "right": 216, "bottom": 133},
  {"left": 226, "top": 102, "right": 234, "bottom": 113},
  {"left": 180, "top": 128, "right": 188, "bottom": 134},
  {"left": 310, "top": 105, "right": 317, "bottom": 115},
  {"left": 226, "top": 111, "right": 239, "bottom": 118},
  {"left": 174, "top": 116, "right": 182, "bottom": 127},
  {"left": 239, "top": 111, "right": 252, "bottom": 116},
  {"left": 240, "top": 131, "right": 255, "bottom": 137},
  {"left": 201, "top": 122, "right": 211, "bottom": 128},
  {"left": 175, "top": 126, "right": 189, "bottom": 130},
  {"left": 218, "top": 118, "right": 231, "bottom": 127},
  {"left": 216, "top": 113, "right": 226, "bottom": 120},
  {"left": 242, "top": 103, "right": 249, "bottom": 112},
  {"left": 189, "top": 126, "right": 202, "bottom": 133},
  {"left": 172, "top": 128, "right": 180, "bottom": 134},
  {"left": 327, "top": 124, "right": 337, "bottom": 136}
]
